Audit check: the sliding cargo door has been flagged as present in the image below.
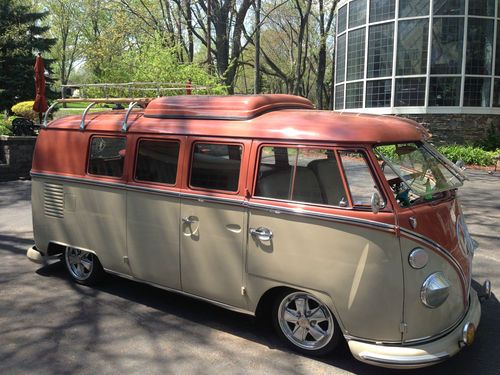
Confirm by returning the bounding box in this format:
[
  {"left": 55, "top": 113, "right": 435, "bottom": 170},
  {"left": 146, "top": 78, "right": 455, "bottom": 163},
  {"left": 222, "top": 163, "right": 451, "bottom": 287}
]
[{"left": 180, "top": 140, "right": 248, "bottom": 309}]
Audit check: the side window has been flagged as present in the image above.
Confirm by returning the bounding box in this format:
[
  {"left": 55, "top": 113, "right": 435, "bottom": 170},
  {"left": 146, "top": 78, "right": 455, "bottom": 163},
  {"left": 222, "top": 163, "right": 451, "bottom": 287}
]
[
  {"left": 135, "top": 140, "right": 180, "bottom": 185},
  {"left": 339, "top": 151, "right": 380, "bottom": 206},
  {"left": 255, "top": 146, "right": 295, "bottom": 200},
  {"left": 88, "top": 137, "right": 126, "bottom": 177},
  {"left": 190, "top": 143, "right": 242, "bottom": 192},
  {"left": 255, "top": 146, "right": 348, "bottom": 207}
]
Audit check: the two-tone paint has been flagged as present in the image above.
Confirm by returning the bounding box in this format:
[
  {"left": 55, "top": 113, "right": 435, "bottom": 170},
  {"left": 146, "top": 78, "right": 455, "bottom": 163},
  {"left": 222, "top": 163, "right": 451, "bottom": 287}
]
[{"left": 28, "top": 95, "right": 482, "bottom": 368}]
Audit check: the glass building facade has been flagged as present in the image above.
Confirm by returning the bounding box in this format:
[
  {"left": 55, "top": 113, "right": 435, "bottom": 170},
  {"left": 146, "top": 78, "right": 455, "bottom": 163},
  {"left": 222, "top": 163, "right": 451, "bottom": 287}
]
[{"left": 334, "top": 0, "right": 500, "bottom": 114}]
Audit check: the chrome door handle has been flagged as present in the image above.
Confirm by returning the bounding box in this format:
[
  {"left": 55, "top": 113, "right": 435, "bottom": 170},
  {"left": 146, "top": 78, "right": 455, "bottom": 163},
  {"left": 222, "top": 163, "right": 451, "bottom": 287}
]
[
  {"left": 182, "top": 217, "right": 195, "bottom": 224},
  {"left": 250, "top": 227, "right": 273, "bottom": 241}
]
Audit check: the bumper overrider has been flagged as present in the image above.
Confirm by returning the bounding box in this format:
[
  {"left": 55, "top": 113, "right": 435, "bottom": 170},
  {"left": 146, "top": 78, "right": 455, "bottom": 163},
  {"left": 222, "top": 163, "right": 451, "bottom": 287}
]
[{"left": 348, "top": 288, "right": 484, "bottom": 369}]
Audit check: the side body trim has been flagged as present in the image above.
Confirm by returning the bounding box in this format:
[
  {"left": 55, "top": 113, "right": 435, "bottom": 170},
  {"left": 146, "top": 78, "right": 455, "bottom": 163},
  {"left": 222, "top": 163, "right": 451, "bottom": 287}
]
[{"left": 31, "top": 171, "right": 396, "bottom": 233}]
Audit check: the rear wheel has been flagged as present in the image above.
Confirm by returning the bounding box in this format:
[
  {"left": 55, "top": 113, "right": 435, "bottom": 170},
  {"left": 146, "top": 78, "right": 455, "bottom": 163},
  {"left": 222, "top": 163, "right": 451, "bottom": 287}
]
[
  {"left": 273, "top": 290, "right": 341, "bottom": 356},
  {"left": 64, "top": 246, "right": 103, "bottom": 285}
]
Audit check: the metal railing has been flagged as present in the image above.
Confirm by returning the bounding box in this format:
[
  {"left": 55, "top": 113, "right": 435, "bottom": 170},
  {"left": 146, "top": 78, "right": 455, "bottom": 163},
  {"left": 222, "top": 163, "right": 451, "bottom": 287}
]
[{"left": 43, "top": 81, "right": 211, "bottom": 131}]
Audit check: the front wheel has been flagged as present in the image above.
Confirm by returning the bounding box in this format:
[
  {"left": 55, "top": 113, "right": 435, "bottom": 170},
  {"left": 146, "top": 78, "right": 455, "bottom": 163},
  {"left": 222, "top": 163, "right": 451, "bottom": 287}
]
[
  {"left": 64, "top": 246, "right": 103, "bottom": 285},
  {"left": 273, "top": 290, "right": 341, "bottom": 356}
]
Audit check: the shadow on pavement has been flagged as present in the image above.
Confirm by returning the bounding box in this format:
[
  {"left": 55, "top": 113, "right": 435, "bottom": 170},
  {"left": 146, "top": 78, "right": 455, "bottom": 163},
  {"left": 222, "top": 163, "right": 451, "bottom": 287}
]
[{"left": 33, "top": 260, "right": 500, "bottom": 375}]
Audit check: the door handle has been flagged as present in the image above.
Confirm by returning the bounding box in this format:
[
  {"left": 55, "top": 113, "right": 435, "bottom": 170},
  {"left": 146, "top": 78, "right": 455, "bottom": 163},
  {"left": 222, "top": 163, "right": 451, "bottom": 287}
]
[
  {"left": 250, "top": 227, "right": 273, "bottom": 241},
  {"left": 182, "top": 217, "right": 195, "bottom": 224}
]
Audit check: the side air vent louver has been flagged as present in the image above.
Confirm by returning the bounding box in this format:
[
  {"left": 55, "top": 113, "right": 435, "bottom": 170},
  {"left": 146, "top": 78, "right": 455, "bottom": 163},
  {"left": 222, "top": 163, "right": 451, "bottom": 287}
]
[{"left": 44, "top": 183, "right": 64, "bottom": 218}]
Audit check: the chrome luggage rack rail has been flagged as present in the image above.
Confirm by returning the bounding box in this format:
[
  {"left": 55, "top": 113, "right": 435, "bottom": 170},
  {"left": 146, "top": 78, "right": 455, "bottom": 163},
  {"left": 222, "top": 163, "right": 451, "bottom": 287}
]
[{"left": 44, "top": 82, "right": 211, "bottom": 132}]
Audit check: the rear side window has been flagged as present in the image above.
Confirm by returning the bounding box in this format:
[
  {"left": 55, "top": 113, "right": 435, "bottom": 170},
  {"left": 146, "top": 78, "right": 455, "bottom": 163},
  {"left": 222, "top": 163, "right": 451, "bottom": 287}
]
[
  {"left": 135, "top": 140, "right": 180, "bottom": 185},
  {"left": 339, "top": 151, "right": 380, "bottom": 206},
  {"left": 88, "top": 137, "right": 126, "bottom": 177},
  {"left": 190, "top": 143, "right": 242, "bottom": 192},
  {"left": 255, "top": 146, "right": 348, "bottom": 207}
]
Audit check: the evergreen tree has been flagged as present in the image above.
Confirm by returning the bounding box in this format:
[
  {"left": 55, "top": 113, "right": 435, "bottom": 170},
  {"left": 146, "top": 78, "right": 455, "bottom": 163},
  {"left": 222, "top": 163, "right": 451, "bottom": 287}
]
[{"left": 0, "top": 0, "right": 55, "bottom": 112}]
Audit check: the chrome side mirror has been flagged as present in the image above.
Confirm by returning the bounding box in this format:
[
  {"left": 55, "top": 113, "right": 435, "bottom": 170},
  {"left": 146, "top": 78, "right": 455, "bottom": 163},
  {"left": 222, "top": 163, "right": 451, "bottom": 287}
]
[
  {"left": 455, "top": 159, "right": 466, "bottom": 170},
  {"left": 371, "top": 191, "right": 383, "bottom": 214}
]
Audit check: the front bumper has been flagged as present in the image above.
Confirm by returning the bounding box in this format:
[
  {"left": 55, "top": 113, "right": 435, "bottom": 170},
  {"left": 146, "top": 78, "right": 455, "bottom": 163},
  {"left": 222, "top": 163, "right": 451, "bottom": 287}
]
[
  {"left": 27, "top": 245, "right": 60, "bottom": 265},
  {"left": 27, "top": 245, "right": 47, "bottom": 264},
  {"left": 348, "top": 289, "right": 481, "bottom": 369}
]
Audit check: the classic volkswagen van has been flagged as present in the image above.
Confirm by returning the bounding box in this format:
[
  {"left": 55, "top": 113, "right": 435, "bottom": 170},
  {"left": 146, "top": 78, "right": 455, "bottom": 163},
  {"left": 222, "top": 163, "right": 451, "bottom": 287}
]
[{"left": 27, "top": 94, "right": 490, "bottom": 368}]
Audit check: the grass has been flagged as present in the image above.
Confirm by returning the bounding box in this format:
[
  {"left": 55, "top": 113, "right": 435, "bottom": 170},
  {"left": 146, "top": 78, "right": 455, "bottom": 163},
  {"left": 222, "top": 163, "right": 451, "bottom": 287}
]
[
  {"left": 62, "top": 102, "right": 111, "bottom": 109},
  {"left": 52, "top": 107, "right": 111, "bottom": 120}
]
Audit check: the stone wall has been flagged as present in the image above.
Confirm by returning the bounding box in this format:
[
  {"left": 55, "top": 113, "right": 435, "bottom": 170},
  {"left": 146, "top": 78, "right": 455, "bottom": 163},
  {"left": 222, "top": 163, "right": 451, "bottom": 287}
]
[
  {"left": 0, "top": 136, "right": 37, "bottom": 181},
  {"left": 398, "top": 114, "right": 500, "bottom": 145}
]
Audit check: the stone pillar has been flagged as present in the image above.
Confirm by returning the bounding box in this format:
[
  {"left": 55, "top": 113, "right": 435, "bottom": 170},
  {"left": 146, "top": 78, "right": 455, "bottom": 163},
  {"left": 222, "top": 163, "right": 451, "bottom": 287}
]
[{"left": 0, "top": 136, "right": 37, "bottom": 181}]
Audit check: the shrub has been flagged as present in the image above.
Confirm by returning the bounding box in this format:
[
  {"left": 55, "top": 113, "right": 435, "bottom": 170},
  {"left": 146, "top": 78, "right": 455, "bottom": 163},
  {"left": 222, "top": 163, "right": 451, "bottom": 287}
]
[
  {"left": 437, "top": 145, "right": 494, "bottom": 166},
  {"left": 476, "top": 124, "right": 500, "bottom": 151},
  {"left": 377, "top": 143, "right": 497, "bottom": 166},
  {"left": 11, "top": 101, "right": 37, "bottom": 121},
  {"left": 0, "top": 113, "right": 13, "bottom": 136}
]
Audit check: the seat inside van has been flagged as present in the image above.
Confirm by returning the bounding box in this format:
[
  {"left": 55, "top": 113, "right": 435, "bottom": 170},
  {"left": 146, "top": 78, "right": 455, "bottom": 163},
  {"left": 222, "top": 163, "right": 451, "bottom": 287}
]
[{"left": 256, "top": 157, "right": 346, "bottom": 207}]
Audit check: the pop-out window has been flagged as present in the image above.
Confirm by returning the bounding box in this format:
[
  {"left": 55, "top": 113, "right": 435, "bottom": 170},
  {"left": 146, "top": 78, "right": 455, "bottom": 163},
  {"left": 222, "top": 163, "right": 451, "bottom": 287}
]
[
  {"left": 190, "top": 143, "right": 242, "bottom": 192},
  {"left": 338, "top": 151, "right": 381, "bottom": 206},
  {"left": 88, "top": 137, "right": 126, "bottom": 178},
  {"left": 135, "top": 140, "right": 180, "bottom": 185},
  {"left": 255, "top": 146, "right": 348, "bottom": 207}
]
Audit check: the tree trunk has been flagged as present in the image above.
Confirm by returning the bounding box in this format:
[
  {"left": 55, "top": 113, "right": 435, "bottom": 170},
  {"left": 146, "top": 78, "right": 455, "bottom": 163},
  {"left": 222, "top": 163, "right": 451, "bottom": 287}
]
[
  {"left": 254, "top": 0, "right": 261, "bottom": 94},
  {"left": 185, "top": 0, "right": 194, "bottom": 62},
  {"left": 293, "top": 0, "right": 312, "bottom": 96},
  {"left": 316, "top": 0, "right": 326, "bottom": 109}
]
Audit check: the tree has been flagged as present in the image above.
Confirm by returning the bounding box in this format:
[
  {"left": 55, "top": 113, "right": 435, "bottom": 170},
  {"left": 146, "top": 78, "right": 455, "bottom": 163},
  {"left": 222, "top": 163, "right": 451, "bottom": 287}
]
[
  {"left": 0, "top": 0, "right": 55, "bottom": 111},
  {"left": 45, "top": 0, "right": 84, "bottom": 88},
  {"left": 314, "top": 0, "right": 336, "bottom": 109},
  {"left": 174, "top": 0, "right": 255, "bottom": 94}
]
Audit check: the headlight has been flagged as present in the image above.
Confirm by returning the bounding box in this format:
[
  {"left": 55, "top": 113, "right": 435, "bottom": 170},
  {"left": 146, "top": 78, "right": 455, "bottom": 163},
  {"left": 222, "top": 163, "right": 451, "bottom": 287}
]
[{"left": 421, "top": 272, "right": 451, "bottom": 308}]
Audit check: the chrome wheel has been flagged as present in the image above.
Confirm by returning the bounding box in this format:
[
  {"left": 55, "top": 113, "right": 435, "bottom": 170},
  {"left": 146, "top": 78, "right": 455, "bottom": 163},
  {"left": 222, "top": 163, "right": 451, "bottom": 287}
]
[
  {"left": 277, "top": 292, "right": 335, "bottom": 351},
  {"left": 65, "top": 247, "right": 94, "bottom": 281}
]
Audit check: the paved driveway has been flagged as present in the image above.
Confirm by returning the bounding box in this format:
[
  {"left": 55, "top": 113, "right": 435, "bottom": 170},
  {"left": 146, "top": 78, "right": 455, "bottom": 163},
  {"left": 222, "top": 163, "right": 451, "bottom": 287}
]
[{"left": 0, "top": 171, "right": 499, "bottom": 375}]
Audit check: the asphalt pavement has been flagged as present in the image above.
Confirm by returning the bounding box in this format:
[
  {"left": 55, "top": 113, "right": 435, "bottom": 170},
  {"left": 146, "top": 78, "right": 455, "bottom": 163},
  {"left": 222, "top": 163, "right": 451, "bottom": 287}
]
[{"left": 0, "top": 170, "right": 499, "bottom": 375}]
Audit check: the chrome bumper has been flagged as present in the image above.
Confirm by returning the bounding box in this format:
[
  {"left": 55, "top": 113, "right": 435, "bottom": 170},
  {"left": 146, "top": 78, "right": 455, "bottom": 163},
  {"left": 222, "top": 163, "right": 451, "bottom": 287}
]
[
  {"left": 348, "top": 289, "right": 481, "bottom": 369},
  {"left": 27, "top": 246, "right": 47, "bottom": 264},
  {"left": 26, "top": 245, "right": 59, "bottom": 265}
]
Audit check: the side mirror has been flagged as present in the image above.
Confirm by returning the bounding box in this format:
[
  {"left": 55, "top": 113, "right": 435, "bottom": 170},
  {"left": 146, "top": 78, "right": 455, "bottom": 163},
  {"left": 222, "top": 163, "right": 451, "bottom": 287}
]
[
  {"left": 371, "top": 191, "right": 384, "bottom": 214},
  {"left": 455, "top": 159, "right": 466, "bottom": 170}
]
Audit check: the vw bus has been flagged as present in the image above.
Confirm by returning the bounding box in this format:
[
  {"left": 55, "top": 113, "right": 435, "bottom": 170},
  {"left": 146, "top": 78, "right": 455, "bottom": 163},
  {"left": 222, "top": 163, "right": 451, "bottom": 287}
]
[{"left": 27, "top": 94, "right": 490, "bottom": 368}]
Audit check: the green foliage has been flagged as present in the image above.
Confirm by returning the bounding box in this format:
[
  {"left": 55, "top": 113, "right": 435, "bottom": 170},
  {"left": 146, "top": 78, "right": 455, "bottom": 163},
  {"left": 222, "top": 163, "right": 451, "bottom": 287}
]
[
  {"left": 475, "top": 125, "right": 500, "bottom": 151},
  {"left": 0, "top": 113, "right": 13, "bottom": 136},
  {"left": 86, "top": 35, "right": 226, "bottom": 96},
  {"left": 437, "top": 145, "right": 495, "bottom": 166},
  {"left": 375, "top": 145, "right": 397, "bottom": 161},
  {"left": 0, "top": 0, "right": 56, "bottom": 112},
  {"left": 377, "top": 143, "right": 497, "bottom": 166},
  {"left": 11, "top": 101, "right": 37, "bottom": 121}
]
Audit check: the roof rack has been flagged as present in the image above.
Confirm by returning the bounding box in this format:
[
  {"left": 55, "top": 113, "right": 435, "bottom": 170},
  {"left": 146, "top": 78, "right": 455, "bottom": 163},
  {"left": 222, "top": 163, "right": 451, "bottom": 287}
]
[
  {"left": 43, "top": 82, "right": 211, "bottom": 131},
  {"left": 43, "top": 98, "right": 151, "bottom": 131}
]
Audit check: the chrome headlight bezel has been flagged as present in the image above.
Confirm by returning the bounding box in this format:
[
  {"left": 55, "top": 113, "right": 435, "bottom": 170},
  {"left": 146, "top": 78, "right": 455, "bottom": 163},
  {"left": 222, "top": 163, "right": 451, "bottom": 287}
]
[{"left": 421, "top": 272, "right": 451, "bottom": 309}]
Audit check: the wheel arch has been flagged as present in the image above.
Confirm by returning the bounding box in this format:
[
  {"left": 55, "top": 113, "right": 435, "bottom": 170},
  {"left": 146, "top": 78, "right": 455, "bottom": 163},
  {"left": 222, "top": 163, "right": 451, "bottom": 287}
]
[{"left": 254, "top": 285, "right": 347, "bottom": 335}]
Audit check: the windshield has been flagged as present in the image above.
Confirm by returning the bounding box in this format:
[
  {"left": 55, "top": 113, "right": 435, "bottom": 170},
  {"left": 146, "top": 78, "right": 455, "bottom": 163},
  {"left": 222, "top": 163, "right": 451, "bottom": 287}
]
[{"left": 374, "top": 142, "right": 464, "bottom": 207}]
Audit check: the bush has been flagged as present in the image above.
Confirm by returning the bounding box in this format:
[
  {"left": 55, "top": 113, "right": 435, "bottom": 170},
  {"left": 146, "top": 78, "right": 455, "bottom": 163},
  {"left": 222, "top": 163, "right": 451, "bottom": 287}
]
[
  {"left": 437, "top": 145, "right": 495, "bottom": 166},
  {"left": 0, "top": 113, "right": 13, "bottom": 136},
  {"left": 11, "top": 101, "right": 37, "bottom": 121},
  {"left": 377, "top": 143, "right": 497, "bottom": 166},
  {"left": 476, "top": 124, "right": 500, "bottom": 151}
]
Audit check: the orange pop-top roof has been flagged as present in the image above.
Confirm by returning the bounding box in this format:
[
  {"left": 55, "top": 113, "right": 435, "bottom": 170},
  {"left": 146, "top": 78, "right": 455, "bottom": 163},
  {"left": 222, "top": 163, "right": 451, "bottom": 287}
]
[
  {"left": 143, "top": 94, "right": 314, "bottom": 119},
  {"left": 45, "top": 94, "right": 429, "bottom": 144}
]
